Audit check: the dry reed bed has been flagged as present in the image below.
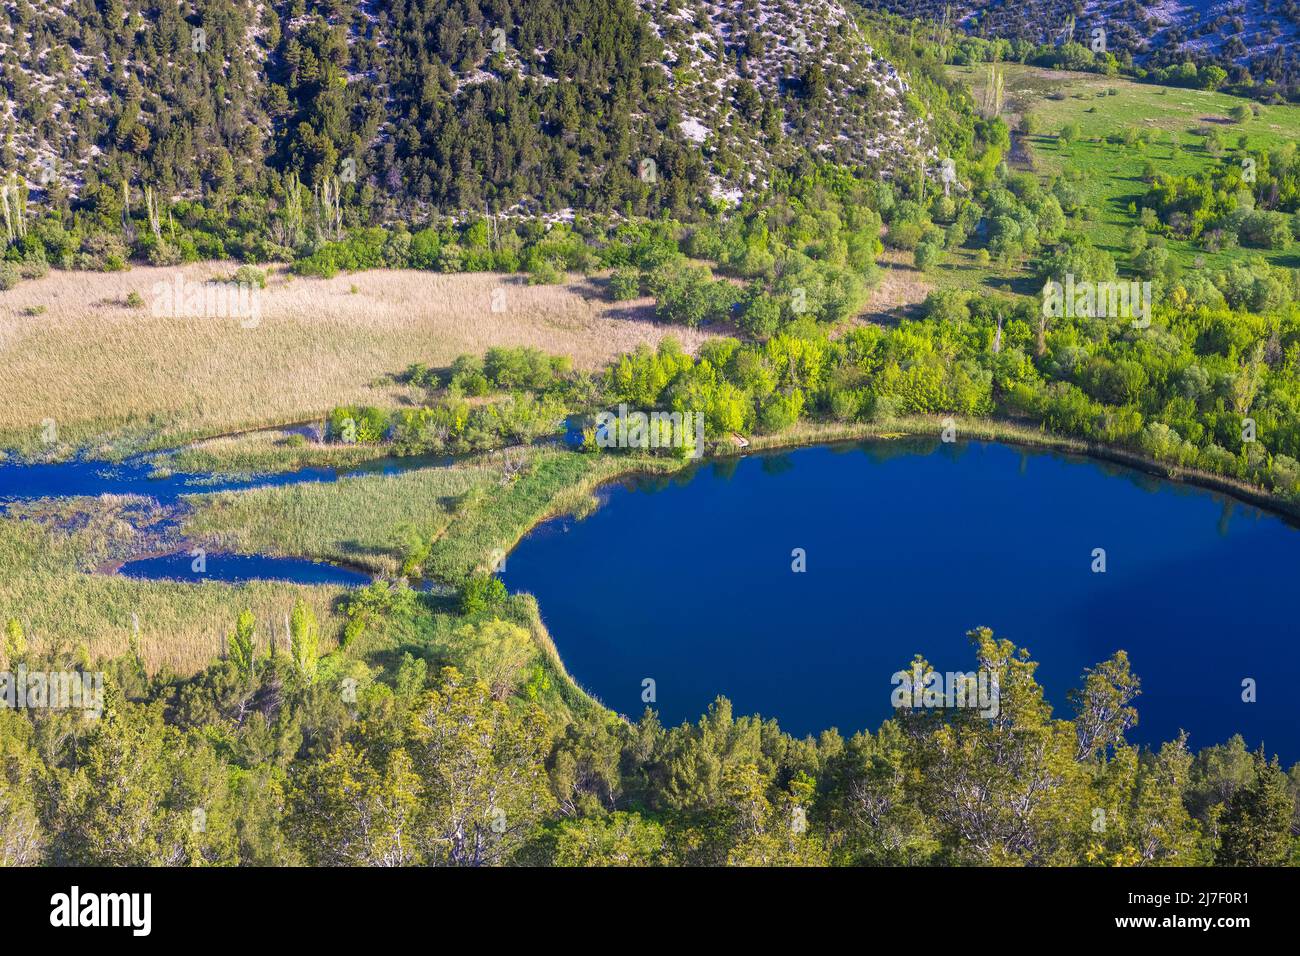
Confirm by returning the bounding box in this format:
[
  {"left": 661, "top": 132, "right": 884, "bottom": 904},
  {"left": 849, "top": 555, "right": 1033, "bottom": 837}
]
[{"left": 0, "top": 264, "right": 708, "bottom": 454}]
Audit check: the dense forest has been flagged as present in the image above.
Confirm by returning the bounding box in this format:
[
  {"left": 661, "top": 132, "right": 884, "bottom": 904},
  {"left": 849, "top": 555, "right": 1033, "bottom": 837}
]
[
  {"left": 0, "top": 0, "right": 925, "bottom": 228},
  {"left": 1, "top": 604, "right": 1295, "bottom": 866}
]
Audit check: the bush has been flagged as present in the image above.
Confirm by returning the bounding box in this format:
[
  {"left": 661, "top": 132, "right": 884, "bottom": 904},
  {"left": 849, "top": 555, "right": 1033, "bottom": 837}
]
[
  {"left": 409, "top": 227, "right": 442, "bottom": 269},
  {"left": 608, "top": 268, "right": 641, "bottom": 301},
  {"left": 233, "top": 265, "right": 268, "bottom": 289},
  {"left": 327, "top": 405, "right": 390, "bottom": 443},
  {"left": 75, "top": 232, "right": 128, "bottom": 271},
  {"left": 526, "top": 256, "right": 563, "bottom": 285},
  {"left": 914, "top": 242, "right": 944, "bottom": 272},
  {"left": 460, "top": 573, "right": 508, "bottom": 615},
  {"left": 484, "top": 346, "right": 567, "bottom": 391},
  {"left": 645, "top": 262, "right": 736, "bottom": 328},
  {"left": 0, "top": 261, "right": 20, "bottom": 290},
  {"left": 448, "top": 354, "right": 490, "bottom": 395},
  {"left": 739, "top": 290, "right": 783, "bottom": 338}
]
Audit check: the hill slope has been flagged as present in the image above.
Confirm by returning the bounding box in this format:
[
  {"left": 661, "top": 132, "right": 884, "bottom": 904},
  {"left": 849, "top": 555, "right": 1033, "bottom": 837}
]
[
  {"left": 1, "top": 0, "right": 932, "bottom": 215},
  {"left": 864, "top": 0, "right": 1300, "bottom": 93}
]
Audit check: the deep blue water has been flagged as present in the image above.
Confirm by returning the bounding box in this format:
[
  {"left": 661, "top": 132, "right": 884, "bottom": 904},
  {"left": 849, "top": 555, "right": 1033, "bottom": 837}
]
[
  {"left": 117, "top": 552, "right": 372, "bottom": 587},
  {"left": 502, "top": 439, "right": 1300, "bottom": 761}
]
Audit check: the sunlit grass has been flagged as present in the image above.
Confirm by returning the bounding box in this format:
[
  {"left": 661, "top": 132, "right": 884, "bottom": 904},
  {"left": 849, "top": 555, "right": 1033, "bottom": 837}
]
[
  {"left": 947, "top": 64, "right": 1300, "bottom": 275},
  {"left": 184, "top": 455, "right": 499, "bottom": 575},
  {"left": 0, "top": 264, "right": 710, "bottom": 458},
  {"left": 0, "top": 496, "right": 344, "bottom": 675}
]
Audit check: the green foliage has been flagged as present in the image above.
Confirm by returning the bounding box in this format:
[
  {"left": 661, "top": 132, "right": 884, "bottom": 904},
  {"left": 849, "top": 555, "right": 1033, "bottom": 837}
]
[
  {"left": 2, "top": 618, "right": 24, "bottom": 664},
  {"left": 290, "top": 600, "right": 321, "bottom": 683},
  {"left": 1216, "top": 753, "right": 1296, "bottom": 865},
  {"left": 460, "top": 573, "right": 508, "bottom": 616},
  {"left": 645, "top": 261, "right": 737, "bottom": 328},
  {"left": 607, "top": 268, "right": 641, "bottom": 301},
  {"left": 1, "top": 590, "right": 1295, "bottom": 868},
  {"left": 228, "top": 608, "right": 256, "bottom": 677}
]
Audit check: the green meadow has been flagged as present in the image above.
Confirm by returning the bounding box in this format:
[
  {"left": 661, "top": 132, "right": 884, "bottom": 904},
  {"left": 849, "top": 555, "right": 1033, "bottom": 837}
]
[{"left": 947, "top": 64, "right": 1300, "bottom": 278}]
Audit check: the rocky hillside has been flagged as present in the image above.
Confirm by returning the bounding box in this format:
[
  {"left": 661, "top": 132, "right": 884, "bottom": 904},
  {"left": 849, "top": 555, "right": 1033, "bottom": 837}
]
[
  {"left": 0, "top": 0, "right": 932, "bottom": 217},
  {"left": 638, "top": 0, "right": 926, "bottom": 199}
]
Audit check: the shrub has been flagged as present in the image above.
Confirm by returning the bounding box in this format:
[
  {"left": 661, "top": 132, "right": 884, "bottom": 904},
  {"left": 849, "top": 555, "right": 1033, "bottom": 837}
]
[
  {"left": 739, "top": 290, "right": 783, "bottom": 338},
  {"left": 448, "top": 354, "right": 490, "bottom": 395},
  {"left": 645, "top": 262, "right": 736, "bottom": 328},
  {"left": 608, "top": 268, "right": 641, "bottom": 301},
  {"left": 233, "top": 265, "right": 268, "bottom": 288},
  {"left": 460, "top": 573, "right": 508, "bottom": 615},
  {"left": 914, "top": 242, "right": 944, "bottom": 272},
  {"left": 75, "top": 232, "right": 129, "bottom": 271},
  {"left": 327, "top": 405, "right": 390, "bottom": 443},
  {"left": 526, "top": 256, "right": 564, "bottom": 285}
]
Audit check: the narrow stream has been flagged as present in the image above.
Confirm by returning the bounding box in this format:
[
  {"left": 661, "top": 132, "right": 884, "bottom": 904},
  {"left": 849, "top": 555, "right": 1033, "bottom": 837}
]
[{"left": 0, "top": 424, "right": 573, "bottom": 586}]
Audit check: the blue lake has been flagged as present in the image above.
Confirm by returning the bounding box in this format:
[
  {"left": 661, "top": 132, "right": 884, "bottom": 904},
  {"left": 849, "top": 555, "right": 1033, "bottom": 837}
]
[{"left": 502, "top": 440, "right": 1300, "bottom": 761}]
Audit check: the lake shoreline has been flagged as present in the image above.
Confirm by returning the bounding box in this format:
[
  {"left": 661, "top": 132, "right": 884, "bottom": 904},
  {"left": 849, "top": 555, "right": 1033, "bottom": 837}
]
[
  {"left": 498, "top": 419, "right": 1300, "bottom": 727},
  {"left": 504, "top": 430, "right": 1300, "bottom": 756},
  {"left": 717, "top": 416, "right": 1300, "bottom": 529}
]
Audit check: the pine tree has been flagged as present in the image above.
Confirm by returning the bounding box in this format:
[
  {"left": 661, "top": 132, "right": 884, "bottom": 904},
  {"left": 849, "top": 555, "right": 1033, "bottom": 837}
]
[{"left": 1216, "top": 753, "right": 1295, "bottom": 865}]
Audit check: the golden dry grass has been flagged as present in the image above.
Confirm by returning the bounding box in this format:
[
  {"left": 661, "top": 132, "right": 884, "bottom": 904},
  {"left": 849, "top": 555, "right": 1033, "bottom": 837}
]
[
  {"left": 0, "top": 495, "right": 345, "bottom": 674},
  {"left": 856, "top": 249, "right": 935, "bottom": 324},
  {"left": 0, "top": 264, "right": 710, "bottom": 455}
]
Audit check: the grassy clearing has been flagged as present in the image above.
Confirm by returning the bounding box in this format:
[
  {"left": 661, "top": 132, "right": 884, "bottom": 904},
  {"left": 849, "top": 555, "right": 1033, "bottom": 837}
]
[
  {"left": 0, "top": 496, "right": 344, "bottom": 675},
  {"left": 855, "top": 248, "right": 938, "bottom": 321},
  {"left": 186, "top": 443, "right": 679, "bottom": 585},
  {"left": 184, "top": 454, "right": 501, "bottom": 575},
  {"left": 949, "top": 64, "right": 1300, "bottom": 273},
  {"left": 156, "top": 426, "right": 389, "bottom": 476},
  {"left": 0, "top": 264, "right": 711, "bottom": 458}
]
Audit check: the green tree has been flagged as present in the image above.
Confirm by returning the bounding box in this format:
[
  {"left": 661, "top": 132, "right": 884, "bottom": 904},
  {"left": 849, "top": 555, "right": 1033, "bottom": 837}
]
[
  {"left": 228, "top": 609, "right": 256, "bottom": 677},
  {"left": 0, "top": 709, "right": 45, "bottom": 865},
  {"left": 1, "top": 618, "right": 24, "bottom": 669},
  {"left": 906, "top": 629, "right": 1093, "bottom": 865},
  {"left": 289, "top": 600, "right": 320, "bottom": 683},
  {"left": 1216, "top": 753, "right": 1294, "bottom": 865},
  {"left": 453, "top": 618, "right": 537, "bottom": 701},
  {"left": 288, "top": 742, "right": 421, "bottom": 866},
  {"left": 51, "top": 687, "right": 190, "bottom": 865},
  {"left": 407, "top": 668, "right": 554, "bottom": 866},
  {"left": 540, "top": 811, "right": 668, "bottom": 866},
  {"left": 1069, "top": 651, "right": 1140, "bottom": 760}
]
